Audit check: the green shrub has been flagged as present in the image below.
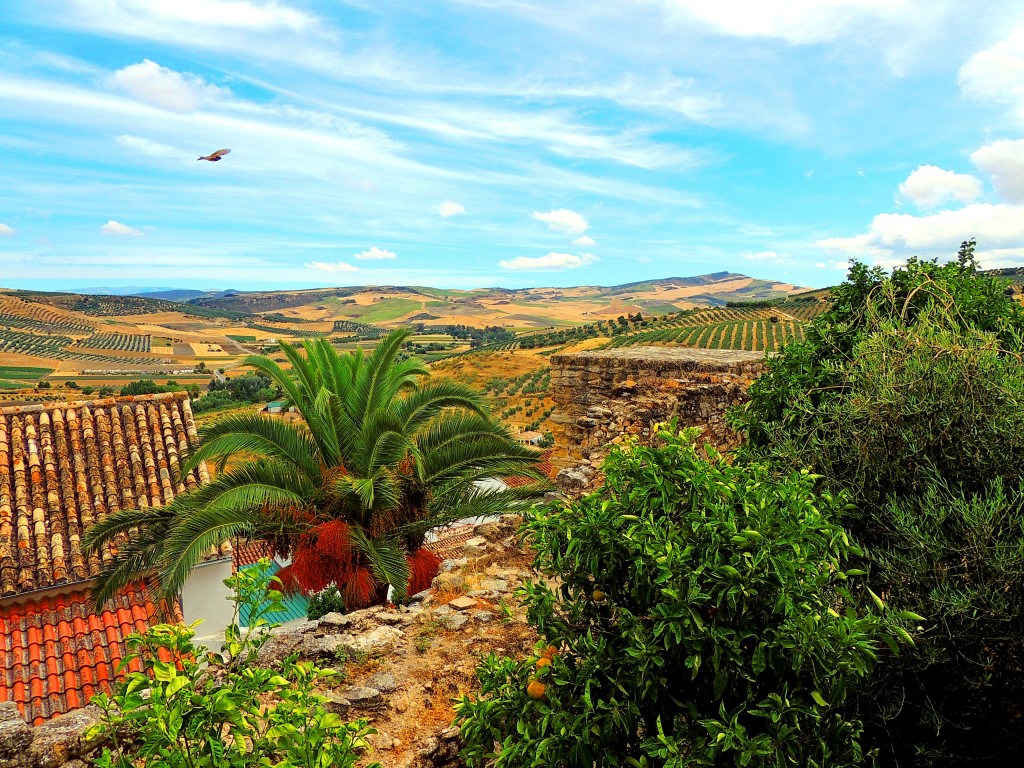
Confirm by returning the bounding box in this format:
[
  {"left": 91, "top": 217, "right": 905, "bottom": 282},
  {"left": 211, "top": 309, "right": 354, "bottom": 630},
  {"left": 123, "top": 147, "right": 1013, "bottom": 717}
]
[
  {"left": 457, "top": 427, "right": 908, "bottom": 768},
  {"left": 307, "top": 583, "right": 347, "bottom": 620},
  {"left": 87, "top": 561, "right": 378, "bottom": 768},
  {"left": 730, "top": 246, "right": 1024, "bottom": 766}
]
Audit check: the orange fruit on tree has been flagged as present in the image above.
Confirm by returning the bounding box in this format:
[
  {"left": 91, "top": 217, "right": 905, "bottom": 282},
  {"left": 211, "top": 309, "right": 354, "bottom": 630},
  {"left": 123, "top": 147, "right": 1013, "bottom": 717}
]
[
  {"left": 536, "top": 657, "right": 552, "bottom": 669},
  {"left": 541, "top": 645, "right": 559, "bottom": 659},
  {"left": 592, "top": 589, "right": 607, "bottom": 602},
  {"left": 527, "top": 680, "right": 547, "bottom": 700}
]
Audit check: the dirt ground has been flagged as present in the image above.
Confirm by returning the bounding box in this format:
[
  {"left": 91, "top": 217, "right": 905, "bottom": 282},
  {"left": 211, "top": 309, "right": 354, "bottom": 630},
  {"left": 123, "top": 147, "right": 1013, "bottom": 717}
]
[{"left": 319, "top": 544, "right": 541, "bottom": 767}]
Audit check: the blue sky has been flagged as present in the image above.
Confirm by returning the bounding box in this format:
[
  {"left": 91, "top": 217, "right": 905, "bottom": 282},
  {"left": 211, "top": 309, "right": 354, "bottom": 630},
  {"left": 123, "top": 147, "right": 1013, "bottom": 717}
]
[{"left": 2, "top": 1, "right": 1024, "bottom": 292}]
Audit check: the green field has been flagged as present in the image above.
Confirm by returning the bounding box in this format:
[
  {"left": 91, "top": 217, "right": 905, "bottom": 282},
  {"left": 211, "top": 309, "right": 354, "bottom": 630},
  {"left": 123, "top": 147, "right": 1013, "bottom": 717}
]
[
  {"left": 0, "top": 365, "right": 53, "bottom": 380},
  {"left": 343, "top": 298, "right": 423, "bottom": 323},
  {"left": 227, "top": 334, "right": 257, "bottom": 342}
]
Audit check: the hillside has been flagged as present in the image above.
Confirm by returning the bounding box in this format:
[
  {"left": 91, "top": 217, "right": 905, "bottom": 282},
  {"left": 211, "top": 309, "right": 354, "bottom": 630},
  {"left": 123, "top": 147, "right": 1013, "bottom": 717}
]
[{"left": 0, "top": 273, "right": 806, "bottom": 402}]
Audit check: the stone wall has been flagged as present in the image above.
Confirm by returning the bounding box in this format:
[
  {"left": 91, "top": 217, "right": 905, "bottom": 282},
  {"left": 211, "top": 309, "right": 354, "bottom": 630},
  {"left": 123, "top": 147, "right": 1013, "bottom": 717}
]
[{"left": 550, "top": 347, "right": 767, "bottom": 472}]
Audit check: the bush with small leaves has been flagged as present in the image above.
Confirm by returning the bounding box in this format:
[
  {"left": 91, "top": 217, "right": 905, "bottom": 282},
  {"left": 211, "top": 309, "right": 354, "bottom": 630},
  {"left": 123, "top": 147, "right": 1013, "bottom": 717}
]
[
  {"left": 307, "top": 582, "right": 347, "bottom": 620},
  {"left": 457, "top": 427, "right": 912, "bottom": 768}
]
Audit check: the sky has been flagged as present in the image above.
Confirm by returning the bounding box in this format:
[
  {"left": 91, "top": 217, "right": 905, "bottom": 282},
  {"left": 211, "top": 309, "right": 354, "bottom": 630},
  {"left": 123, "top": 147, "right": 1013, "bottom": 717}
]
[{"left": 2, "top": 1, "right": 1024, "bottom": 292}]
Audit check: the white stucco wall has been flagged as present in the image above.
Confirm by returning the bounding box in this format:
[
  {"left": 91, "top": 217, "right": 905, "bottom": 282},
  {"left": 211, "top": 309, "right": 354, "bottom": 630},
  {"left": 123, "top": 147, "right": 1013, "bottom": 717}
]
[{"left": 180, "top": 558, "right": 235, "bottom": 641}]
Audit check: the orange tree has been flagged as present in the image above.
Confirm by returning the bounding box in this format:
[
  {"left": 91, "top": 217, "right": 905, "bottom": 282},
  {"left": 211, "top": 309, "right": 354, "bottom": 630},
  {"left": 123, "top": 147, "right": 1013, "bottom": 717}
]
[
  {"left": 457, "top": 427, "right": 911, "bottom": 768},
  {"left": 86, "top": 330, "right": 548, "bottom": 609}
]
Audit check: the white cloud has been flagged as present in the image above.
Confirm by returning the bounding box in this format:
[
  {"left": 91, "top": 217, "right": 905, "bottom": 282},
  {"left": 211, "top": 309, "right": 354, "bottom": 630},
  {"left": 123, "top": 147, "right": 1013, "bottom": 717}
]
[
  {"left": 818, "top": 203, "right": 1024, "bottom": 267},
  {"left": 353, "top": 246, "right": 397, "bottom": 260},
  {"left": 0, "top": 224, "right": 14, "bottom": 236},
  {"left": 533, "top": 208, "right": 589, "bottom": 236},
  {"left": 114, "top": 134, "right": 180, "bottom": 158},
  {"left": 897, "top": 165, "right": 982, "bottom": 209},
  {"left": 108, "top": 59, "right": 231, "bottom": 113},
  {"left": 743, "top": 250, "right": 787, "bottom": 262},
  {"left": 306, "top": 260, "right": 359, "bottom": 273},
  {"left": 654, "top": 0, "right": 925, "bottom": 45},
  {"left": 100, "top": 220, "right": 142, "bottom": 236},
  {"left": 499, "top": 251, "right": 598, "bottom": 270},
  {"left": 73, "top": 0, "right": 317, "bottom": 32},
  {"left": 438, "top": 201, "right": 465, "bottom": 218},
  {"left": 572, "top": 235, "right": 596, "bottom": 246},
  {"left": 971, "top": 140, "right": 1024, "bottom": 203},
  {"left": 959, "top": 28, "right": 1024, "bottom": 109}
]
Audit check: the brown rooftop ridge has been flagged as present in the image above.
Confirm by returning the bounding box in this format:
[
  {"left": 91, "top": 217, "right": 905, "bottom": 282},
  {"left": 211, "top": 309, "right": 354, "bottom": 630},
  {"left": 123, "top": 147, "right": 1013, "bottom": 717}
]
[{"left": 0, "top": 392, "right": 211, "bottom": 597}]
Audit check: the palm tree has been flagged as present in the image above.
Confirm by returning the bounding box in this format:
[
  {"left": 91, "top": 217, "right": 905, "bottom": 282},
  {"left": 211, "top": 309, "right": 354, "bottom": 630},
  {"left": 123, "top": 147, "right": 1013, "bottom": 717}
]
[{"left": 85, "top": 330, "right": 549, "bottom": 608}]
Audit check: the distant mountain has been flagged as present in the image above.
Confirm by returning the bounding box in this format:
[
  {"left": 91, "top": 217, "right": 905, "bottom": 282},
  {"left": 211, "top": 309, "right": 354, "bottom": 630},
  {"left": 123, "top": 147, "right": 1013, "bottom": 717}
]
[
  {"left": 133, "top": 288, "right": 242, "bottom": 301},
  {"left": 133, "top": 289, "right": 210, "bottom": 301},
  {"left": 72, "top": 285, "right": 182, "bottom": 296}
]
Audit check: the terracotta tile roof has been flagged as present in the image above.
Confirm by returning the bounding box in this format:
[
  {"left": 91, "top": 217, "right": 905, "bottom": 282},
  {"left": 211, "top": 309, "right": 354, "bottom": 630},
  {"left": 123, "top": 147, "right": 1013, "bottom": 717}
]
[
  {"left": 0, "top": 582, "right": 181, "bottom": 725},
  {"left": 232, "top": 538, "right": 272, "bottom": 570},
  {"left": 0, "top": 393, "right": 211, "bottom": 597},
  {"left": 502, "top": 449, "right": 555, "bottom": 489}
]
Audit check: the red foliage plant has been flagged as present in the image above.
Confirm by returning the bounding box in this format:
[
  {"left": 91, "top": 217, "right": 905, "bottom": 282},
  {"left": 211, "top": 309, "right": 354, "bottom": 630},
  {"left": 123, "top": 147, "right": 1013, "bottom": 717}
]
[
  {"left": 407, "top": 547, "right": 441, "bottom": 596},
  {"left": 277, "top": 520, "right": 357, "bottom": 596},
  {"left": 275, "top": 520, "right": 433, "bottom": 611}
]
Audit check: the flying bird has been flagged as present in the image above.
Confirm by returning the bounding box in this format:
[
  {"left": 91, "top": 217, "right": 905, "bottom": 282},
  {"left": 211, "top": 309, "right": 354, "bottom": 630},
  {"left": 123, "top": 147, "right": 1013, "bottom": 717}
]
[{"left": 197, "top": 148, "right": 231, "bottom": 162}]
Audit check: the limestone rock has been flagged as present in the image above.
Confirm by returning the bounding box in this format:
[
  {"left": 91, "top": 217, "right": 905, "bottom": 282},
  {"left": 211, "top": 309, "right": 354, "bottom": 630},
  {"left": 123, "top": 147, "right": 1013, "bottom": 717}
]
[
  {"left": 27, "top": 705, "right": 105, "bottom": 768},
  {"left": 257, "top": 630, "right": 304, "bottom": 664},
  {"left": 462, "top": 537, "right": 488, "bottom": 556},
  {"left": 555, "top": 464, "right": 596, "bottom": 494},
  {"left": 440, "top": 613, "right": 469, "bottom": 631},
  {"left": 366, "top": 671, "right": 399, "bottom": 693},
  {"left": 323, "top": 692, "right": 351, "bottom": 715},
  {"left": 340, "top": 625, "right": 404, "bottom": 658},
  {"left": 341, "top": 686, "right": 383, "bottom": 711},
  {"left": 0, "top": 709, "right": 33, "bottom": 765},
  {"left": 448, "top": 596, "right": 477, "bottom": 611},
  {"left": 478, "top": 579, "right": 508, "bottom": 593},
  {"left": 431, "top": 571, "right": 467, "bottom": 593}
]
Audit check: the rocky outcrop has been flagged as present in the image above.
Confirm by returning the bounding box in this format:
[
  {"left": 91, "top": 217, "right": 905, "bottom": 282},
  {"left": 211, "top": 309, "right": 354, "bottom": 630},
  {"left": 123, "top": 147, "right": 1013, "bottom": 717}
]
[
  {"left": 550, "top": 347, "right": 766, "bottom": 472},
  {"left": 0, "top": 702, "right": 108, "bottom": 768}
]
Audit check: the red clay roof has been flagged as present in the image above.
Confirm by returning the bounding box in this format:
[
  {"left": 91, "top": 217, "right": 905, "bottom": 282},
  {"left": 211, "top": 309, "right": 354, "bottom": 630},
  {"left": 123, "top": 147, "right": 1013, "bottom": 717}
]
[
  {"left": 0, "top": 582, "right": 181, "bottom": 725},
  {"left": 502, "top": 449, "right": 555, "bottom": 488},
  {"left": 0, "top": 392, "right": 210, "bottom": 597},
  {"left": 232, "top": 538, "right": 272, "bottom": 570}
]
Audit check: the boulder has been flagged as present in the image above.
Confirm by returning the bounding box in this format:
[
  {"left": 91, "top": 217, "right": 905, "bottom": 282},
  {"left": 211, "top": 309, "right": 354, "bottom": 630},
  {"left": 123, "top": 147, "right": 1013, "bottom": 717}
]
[
  {"left": 340, "top": 625, "right": 404, "bottom": 658},
  {"left": 0, "top": 708, "right": 33, "bottom": 766},
  {"left": 27, "top": 705, "right": 105, "bottom": 768},
  {"left": 322, "top": 692, "right": 351, "bottom": 715},
  {"left": 478, "top": 579, "right": 508, "bottom": 593},
  {"left": 257, "top": 631, "right": 304, "bottom": 664},
  {"left": 341, "top": 686, "right": 383, "bottom": 711},
  {"left": 431, "top": 571, "right": 467, "bottom": 592}
]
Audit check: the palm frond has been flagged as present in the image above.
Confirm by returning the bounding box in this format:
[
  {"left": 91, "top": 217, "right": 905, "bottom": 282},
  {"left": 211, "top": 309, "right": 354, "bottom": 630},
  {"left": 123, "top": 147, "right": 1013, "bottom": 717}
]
[
  {"left": 186, "top": 412, "right": 323, "bottom": 478},
  {"left": 398, "top": 483, "right": 546, "bottom": 539},
  {"left": 347, "top": 526, "right": 410, "bottom": 601},
  {"left": 82, "top": 504, "right": 177, "bottom": 555},
  {"left": 393, "top": 380, "right": 488, "bottom": 434},
  {"left": 158, "top": 504, "right": 262, "bottom": 597}
]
